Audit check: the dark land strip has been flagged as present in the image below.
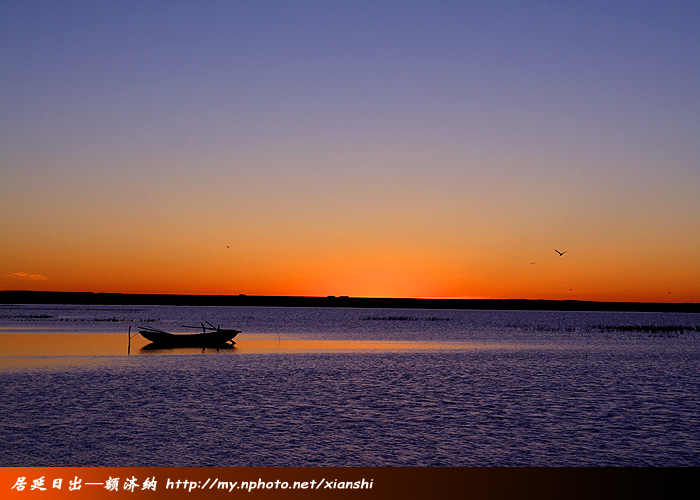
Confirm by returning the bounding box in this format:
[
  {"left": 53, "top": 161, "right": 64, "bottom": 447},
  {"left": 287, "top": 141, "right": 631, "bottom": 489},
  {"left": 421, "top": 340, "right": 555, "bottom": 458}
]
[{"left": 1, "top": 290, "right": 698, "bottom": 313}]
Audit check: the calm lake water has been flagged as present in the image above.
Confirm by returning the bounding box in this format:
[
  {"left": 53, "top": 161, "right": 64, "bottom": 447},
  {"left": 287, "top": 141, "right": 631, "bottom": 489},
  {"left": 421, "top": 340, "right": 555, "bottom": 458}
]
[{"left": 1, "top": 304, "right": 699, "bottom": 466}]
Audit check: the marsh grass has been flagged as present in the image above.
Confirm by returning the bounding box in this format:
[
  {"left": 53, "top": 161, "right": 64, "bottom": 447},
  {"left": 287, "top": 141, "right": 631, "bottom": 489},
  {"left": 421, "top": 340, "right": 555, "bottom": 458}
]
[
  {"left": 507, "top": 322, "right": 700, "bottom": 338},
  {"left": 590, "top": 324, "right": 700, "bottom": 338},
  {"left": 360, "top": 315, "right": 450, "bottom": 322}
]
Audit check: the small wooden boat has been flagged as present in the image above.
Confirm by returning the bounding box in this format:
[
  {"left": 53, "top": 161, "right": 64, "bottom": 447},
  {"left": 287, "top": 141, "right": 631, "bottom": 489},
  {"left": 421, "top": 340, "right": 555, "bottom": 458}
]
[{"left": 139, "top": 323, "right": 240, "bottom": 348}]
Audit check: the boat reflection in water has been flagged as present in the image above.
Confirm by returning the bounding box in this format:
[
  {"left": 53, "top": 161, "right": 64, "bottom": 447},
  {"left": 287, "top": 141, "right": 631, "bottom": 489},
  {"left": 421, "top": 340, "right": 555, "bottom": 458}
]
[
  {"left": 138, "top": 323, "right": 240, "bottom": 349},
  {"left": 139, "top": 342, "right": 235, "bottom": 353}
]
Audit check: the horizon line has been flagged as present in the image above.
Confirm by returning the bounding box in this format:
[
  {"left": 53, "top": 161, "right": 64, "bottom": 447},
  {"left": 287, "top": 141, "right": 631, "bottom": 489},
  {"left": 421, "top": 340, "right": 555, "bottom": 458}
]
[{"left": 1, "top": 289, "right": 698, "bottom": 308}]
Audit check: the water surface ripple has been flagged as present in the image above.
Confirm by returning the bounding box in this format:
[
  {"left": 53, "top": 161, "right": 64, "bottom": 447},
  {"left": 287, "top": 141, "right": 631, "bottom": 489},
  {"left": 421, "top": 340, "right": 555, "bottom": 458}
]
[{"left": 1, "top": 305, "right": 699, "bottom": 466}]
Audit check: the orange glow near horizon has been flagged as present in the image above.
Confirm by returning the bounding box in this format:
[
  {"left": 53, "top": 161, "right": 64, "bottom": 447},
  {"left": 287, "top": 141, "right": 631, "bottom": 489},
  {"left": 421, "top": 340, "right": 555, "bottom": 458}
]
[
  {"left": 1, "top": 193, "right": 699, "bottom": 303},
  {"left": 2, "top": 235, "right": 698, "bottom": 303}
]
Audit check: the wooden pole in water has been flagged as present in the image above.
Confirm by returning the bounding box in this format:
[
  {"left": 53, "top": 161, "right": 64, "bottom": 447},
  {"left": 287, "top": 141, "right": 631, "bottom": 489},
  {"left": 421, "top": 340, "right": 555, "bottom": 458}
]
[{"left": 128, "top": 325, "right": 131, "bottom": 355}]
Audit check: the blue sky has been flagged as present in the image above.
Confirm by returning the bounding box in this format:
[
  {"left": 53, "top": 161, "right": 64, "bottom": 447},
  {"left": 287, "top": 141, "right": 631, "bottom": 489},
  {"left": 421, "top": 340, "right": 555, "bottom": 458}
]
[{"left": 2, "top": 1, "right": 699, "bottom": 300}]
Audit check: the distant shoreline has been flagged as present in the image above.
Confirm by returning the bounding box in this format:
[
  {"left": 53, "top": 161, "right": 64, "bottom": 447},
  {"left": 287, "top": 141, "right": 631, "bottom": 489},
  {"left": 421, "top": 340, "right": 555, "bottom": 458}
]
[{"left": 1, "top": 290, "right": 698, "bottom": 313}]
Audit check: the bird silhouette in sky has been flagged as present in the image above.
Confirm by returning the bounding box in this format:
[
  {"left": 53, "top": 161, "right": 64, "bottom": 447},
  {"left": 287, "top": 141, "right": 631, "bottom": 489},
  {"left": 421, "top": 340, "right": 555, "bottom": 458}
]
[{"left": 555, "top": 249, "right": 567, "bottom": 256}]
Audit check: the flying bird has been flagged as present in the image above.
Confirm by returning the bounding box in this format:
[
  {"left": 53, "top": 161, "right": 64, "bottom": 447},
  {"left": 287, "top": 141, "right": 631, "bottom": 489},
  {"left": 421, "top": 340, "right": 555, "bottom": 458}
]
[{"left": 555, "top": 249, "right": 567, "bottom": 256}]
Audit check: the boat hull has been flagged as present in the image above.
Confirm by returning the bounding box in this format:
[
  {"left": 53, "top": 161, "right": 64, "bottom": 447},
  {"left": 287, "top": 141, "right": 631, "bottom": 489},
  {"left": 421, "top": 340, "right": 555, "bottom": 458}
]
[{"left": 139, "top": 329, "right": 240, "bottom": 347}]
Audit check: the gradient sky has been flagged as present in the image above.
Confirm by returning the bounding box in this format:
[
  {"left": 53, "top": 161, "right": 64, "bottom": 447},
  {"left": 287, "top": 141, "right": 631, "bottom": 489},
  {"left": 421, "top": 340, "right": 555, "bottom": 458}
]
[{"left": 2, "top": 1, "right": 699, "bottom": 302}]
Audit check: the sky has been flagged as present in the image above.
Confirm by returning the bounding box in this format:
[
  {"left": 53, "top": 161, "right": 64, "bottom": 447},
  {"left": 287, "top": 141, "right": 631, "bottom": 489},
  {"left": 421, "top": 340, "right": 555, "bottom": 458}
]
[{"left": 1, "top": 0, "right": 699, "bottom": 302}]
